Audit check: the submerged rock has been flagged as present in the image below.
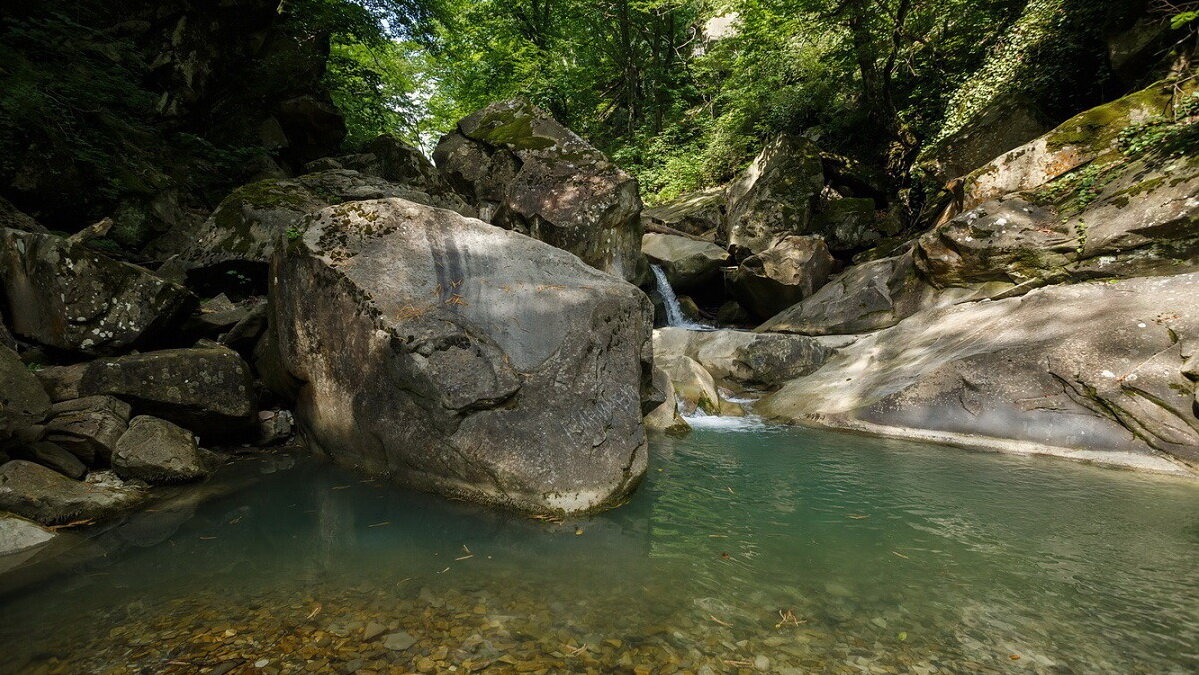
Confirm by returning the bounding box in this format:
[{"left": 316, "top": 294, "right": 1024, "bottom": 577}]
[
  {"left": 434, "top": 98, "right": 644, "bottom": 282},
  {"left": 760, "top": 273, "right": 1199, "bottom": 472},
  {"left": 0, "top": 459, "right": 144, "bottom": 525},
  {"left": 0, "top": 514, "right": 59, "bottom": 572},
  {"left": 113, "top": 416, "right": 208, "bottom": 483},
  {"left": 0, "top": 229, "right": 195, "bottom": 354},
  {"left": 271, "top": 197, "right": 652, "bottom": 514}
]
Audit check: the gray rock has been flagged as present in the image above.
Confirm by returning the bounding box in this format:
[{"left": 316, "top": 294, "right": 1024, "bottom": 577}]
[
  {"left": 382, "top": 631, "right": 417, "bottom": 651},
  {"left": 20, "top": 441, "right": 86, "bottom": 479},
  {"left": 657, "top": 355, "right": 720, "bottom": 415},
  {"left": 160, "top": 169, "right": 474, "bottom": 273},
  {"left": 0, "top": 229, "right": 195, "bottom": 354},
  {"left": 1, "top": 344, "right": 50, "bottom": 440},
  {"left": 322, "top": 134, "right": 463, "bottom": 203},
  {"left": 642, "top": 187, "right": 726, "bottom": 237},
  {"left": 43, "top": 395, "right": 131, "bottom": 466},
  {"left": 644, "top": 367, "right": 690, "bottom": 436},
  {"left": 654, "top": 328, "right": 833, "bottom": 388},
  {"left": 113, "top": 416, "right": 208, "bottom": 483},
  {"left": 35, "top": 345, "right": 255, "bottom": 434},
  {"left": 641, "top": 233, "right": 728, "bottom": 292},
  {"left": 729, "top": 235, "right": 835, "bottom": 320},
  {"left": 759, "top": 251, "right": 1006, "bottom": 335},
  {"left": 255, "top": 409, "right": 293, "bottom": 446},
  {"left": 723, "top": 134, "right": 824, "bottom": 255},
  {"left": 0, "top": 514, "right": 58, "bottom": 569},
  {"left": 760, "top": 273, "right": 1199, "bottom": 472},
  {"left": 0, "top": 459, "right": 145, "bottom": 525},
  {"left": 271, "top": 198, "right": 652, "bottom": 514},
  {"left": 435, "top": 98, "right": 644, "bottom": 282}
]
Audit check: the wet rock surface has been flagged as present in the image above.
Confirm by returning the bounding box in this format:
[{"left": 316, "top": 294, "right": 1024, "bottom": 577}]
[
  {"left": 272, "top": 197, "right": 652, "bottom": 514},
  {"left": 641, "top": 233, "right": 728, "bottom": 293}
]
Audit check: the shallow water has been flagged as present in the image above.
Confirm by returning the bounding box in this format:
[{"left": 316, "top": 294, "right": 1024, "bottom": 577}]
[{"left": 2, "top": 423, "right": 1198, "bottom": 674}]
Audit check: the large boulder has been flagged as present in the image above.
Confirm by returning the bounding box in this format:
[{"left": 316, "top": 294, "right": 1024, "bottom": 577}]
[
  {"left": 43, "top": 396, "right": 132, "bottom": 466},
  {"left": 158, "top": 169, "right": 474, "bottom": 275},
  {"left": 729, "top": 235, "right": 836, "bottom": 320},
  {"left": 642, "top": 187, "right": 726, "bottom": 237},
  {"left": 434, "top": 99, "right": 644, "bottom": 282},
  {"left": 0, "top": 229, "right": 194, "bottom": 354},
  {"left": 310, "top": 135, "right": 462, "bottom": 202},
  {"left": 640, "top": 233, "right": 728, "bottom": 293},
  {"left": 271, "top": 198, "right": 652, "bottom": 514},
  {"left": 35, "top": 346, "right": 255, "bottom": 434},
  {"left": 654, "top": 328, "right": 834, "bottom": 389},
  {"left": 656, "top": 355, "right": 720, "bottom": 415},
  {"left": 1, "top": 344, "right": 49, "bottom": 440},
  {"left": 113, "top": 416, "right": 208, "bottom": 484},
  {"left": 0, "top": 460, "right": 145, "bottom": 525},
  {"left": 723, "top": 134, "right": 824, "bottom": 255},
  {"left": 760, "top": 273, "right": 1199, "bottom": 473}
]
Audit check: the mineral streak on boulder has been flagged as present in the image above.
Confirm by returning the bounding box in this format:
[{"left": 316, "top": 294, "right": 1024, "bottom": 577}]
[
  {"left": 0, "top": 229, "right": 195, "bottom": 355},
  {"left": 271, "top": 198, "right": 653, "bottom": 515},
  {"left": 434, "top": 98, "right": 644, "bottom": 283}
]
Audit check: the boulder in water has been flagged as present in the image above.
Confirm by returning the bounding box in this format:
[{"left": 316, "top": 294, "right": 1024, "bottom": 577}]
[
  {"left": 113, "top": 416, "right": 208, "bottom": 483},
  {"left": 0, "top": 459, "right": 145, "bottom": 525},
  {"left": 644, "top": 366, "right": 690, "bottom": 436},
  {"left": 641, "top": 233, "right": 728, "bottom": 293},
  {"left": 656, "top": 355, "right": 720, "bottom": 415},
  {"left": 271, "top": 197, "right": 652, "bottom": 514}
]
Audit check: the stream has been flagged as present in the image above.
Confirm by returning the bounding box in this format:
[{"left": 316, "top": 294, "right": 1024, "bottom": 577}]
[{"left": 1, "top": 421, "right": 1197, "bottom": 673}]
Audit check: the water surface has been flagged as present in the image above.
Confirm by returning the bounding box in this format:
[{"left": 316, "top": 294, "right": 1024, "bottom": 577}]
[{"left": 2, "top": 423, "right": 1197, "bottom": 673}]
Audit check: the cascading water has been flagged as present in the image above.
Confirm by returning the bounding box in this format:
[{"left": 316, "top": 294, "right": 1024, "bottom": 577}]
[{"left": 650, "top": 264, "right": 708, "bottom": 329}]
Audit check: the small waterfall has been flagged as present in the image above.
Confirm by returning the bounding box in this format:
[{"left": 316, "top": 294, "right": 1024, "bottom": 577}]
[{"left": 651, "top": 264, "right": 707, "bottom": 329}]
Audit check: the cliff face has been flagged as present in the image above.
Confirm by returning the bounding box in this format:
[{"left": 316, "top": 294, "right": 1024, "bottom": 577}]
[{"left": 0, "top": 0, "right": 345, "bottom": 244}]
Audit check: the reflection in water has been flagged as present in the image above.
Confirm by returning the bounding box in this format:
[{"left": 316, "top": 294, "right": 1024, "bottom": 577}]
[{"left": 1, "top": 426, "right": 1197, "bottom": 673}]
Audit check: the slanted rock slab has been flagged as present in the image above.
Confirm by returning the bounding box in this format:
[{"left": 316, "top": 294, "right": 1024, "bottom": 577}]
[{"left": 0, "top": 459, "right": 145, "bottom": 525}]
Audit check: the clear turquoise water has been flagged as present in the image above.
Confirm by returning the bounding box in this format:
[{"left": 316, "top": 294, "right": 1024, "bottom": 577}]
[{"left": 2, "top": 421, "right": 1198, "bottom": 673}]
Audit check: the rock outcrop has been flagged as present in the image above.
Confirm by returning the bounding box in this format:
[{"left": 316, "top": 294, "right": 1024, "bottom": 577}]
[
  {"left": 760, "top": 273, "right": 1199, "bottom": 472},
  {"left": 0, "top": 229, "right": 194, "bottom": 354},
  {"left": 271, "top": 198, "right": 652, "bottom": 514},
  {"left": 434, "top": 99, "right": 644, "bottom": 282}
]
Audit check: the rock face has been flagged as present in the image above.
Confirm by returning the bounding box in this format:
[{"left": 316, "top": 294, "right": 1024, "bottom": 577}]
[
  {"left": 729, "top": 235, "right": 836, "bottom": 319},
  {"left": 654, "top": 328, "right": 833, "bottom": 388},
  {"left": 162, "top": 169, "right": 474, "bottom": 274},
  {"left": 760, "top": 273, "right": 1199, "bottom": 472},
  {"left": 271, "top": 198, "right": 652, "bottom": 514},
  {"left": 1, "top": 344, "right": 50, "bottom": 440},
  {"left": 113, "top": 416, "right": 207, "bottom": 483},
  {"left": 723, "top": 135, "right": 824, "bottom": 255},
  {"left": 0, "top": 229, "right": 194, "bottom": 354},
  {"left": 434, "top": 99, "right": 644, "bottom": 283},
  {"left": 35, "top": 346, "right": 255, "bottom": 433},
  {"left": 640, "top": 233, "right": 728, "bottom": 293},
  {"left": 0, "top": 460, "right": 144, "bottom": 525}
]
